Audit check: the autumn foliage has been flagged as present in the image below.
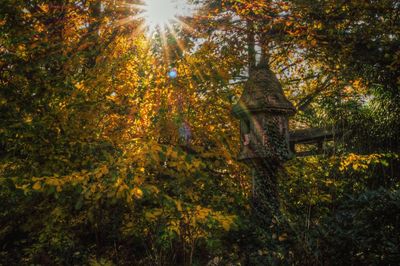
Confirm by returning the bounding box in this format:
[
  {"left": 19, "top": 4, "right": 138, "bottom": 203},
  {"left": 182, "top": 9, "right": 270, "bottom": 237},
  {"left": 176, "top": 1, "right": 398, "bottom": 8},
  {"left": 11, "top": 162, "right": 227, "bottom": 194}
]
[{"left": 1, "top": 0, "right": 399, "bottom": 265}]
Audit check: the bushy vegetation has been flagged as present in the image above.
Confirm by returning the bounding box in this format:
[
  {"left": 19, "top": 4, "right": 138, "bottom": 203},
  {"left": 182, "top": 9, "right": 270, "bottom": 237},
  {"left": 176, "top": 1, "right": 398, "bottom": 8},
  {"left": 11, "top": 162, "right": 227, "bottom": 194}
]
[{"left": 1, "top": 0, "right": 399, "bottom": 265}]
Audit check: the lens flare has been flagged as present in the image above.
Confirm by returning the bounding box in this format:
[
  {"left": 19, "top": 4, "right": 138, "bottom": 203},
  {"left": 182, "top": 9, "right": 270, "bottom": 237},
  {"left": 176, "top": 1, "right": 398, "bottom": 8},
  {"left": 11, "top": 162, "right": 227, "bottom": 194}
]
[{"left": 168, "top": 68, "right": 178, "bottom": 78}]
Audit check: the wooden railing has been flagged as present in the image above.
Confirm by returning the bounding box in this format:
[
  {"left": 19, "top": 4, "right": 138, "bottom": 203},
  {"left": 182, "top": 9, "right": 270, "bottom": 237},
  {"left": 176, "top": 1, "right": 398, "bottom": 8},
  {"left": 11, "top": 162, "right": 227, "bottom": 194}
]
[{"left": 289, "top": 128, "right": 342, "bottom": 157}]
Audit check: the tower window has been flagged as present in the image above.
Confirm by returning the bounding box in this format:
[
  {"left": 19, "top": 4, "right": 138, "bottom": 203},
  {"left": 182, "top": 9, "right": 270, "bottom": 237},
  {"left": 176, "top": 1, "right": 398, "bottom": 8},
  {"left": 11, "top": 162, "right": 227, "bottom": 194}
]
[{"left": 242, "top": 119, "right": 251, "bottom": 145}]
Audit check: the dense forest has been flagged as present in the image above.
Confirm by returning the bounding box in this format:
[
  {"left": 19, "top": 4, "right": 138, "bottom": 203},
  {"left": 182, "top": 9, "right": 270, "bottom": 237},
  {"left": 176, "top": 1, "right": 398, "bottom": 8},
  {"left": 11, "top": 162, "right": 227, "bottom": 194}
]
[{"left": 1, "top": 0, "right": 399, "bottom": 265}]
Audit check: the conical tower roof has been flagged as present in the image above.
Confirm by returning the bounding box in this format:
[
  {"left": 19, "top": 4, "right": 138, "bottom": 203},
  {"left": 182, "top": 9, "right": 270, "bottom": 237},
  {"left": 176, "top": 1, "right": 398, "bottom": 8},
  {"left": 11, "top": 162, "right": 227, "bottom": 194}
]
[{"left": 232, "top": 66, "right": 296, "bottom": 117}]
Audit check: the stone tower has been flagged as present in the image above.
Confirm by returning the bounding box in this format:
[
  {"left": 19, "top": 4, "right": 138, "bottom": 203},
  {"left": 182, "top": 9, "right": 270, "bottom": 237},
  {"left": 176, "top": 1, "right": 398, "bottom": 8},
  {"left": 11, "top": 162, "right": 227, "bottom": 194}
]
[{"left": 232, "top": 63, "right": 295, "bottom": 224}]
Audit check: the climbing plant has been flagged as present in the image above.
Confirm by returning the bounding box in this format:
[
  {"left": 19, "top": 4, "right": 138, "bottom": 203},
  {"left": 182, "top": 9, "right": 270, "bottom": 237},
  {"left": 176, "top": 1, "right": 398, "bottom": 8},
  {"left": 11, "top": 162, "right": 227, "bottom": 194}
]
[{"left": 1, "top": 0, "right": 399, "bottom": 265}]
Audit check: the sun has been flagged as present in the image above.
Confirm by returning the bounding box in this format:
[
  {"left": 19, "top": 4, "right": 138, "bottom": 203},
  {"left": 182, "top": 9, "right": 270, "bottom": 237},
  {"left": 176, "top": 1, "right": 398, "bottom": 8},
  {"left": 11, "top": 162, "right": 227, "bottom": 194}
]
[
  {"left": 122, "top": 0, "right": 195, "bottom": 35},
  {"left": 142, "top": 0, "right": 184, "bottom": 31}
]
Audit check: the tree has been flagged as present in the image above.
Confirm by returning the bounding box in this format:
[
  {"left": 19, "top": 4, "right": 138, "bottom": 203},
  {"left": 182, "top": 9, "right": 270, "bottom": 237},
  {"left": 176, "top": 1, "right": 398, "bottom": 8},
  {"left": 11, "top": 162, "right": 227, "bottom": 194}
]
[{"left": 1, "top": 0, "right": 399, "bottom": 264}]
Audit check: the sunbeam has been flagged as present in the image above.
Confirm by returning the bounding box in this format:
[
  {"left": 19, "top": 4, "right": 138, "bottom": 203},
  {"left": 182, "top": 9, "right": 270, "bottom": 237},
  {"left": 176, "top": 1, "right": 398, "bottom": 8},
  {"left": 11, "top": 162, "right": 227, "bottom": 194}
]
[{"left": 140, "top": 0, "right": 193, "bottom": 33}]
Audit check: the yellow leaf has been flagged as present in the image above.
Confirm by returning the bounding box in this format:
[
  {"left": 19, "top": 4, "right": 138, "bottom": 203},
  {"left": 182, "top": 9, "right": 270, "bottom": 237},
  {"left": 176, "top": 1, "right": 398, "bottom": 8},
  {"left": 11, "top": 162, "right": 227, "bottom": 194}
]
[
  {"left": 145, "top": 208, "right": 162, "bottom": 221},
  {"left": 279, "top": 233, "right": 288, "bottom": 241},
  {"left": 311, "top": 39, "right": 317, "bottom": 47},
  {"left": 32, "top": 181, "right": 41, "bottom": 191},
  {"left": 221, "top": 219, "right": 231, "bottom": 231},
  {"left": 132, "top": 187, "right": 143, "bottom": 199},
  {"left": 175, "top": 200, "right": 182, "bottom": 211}
]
